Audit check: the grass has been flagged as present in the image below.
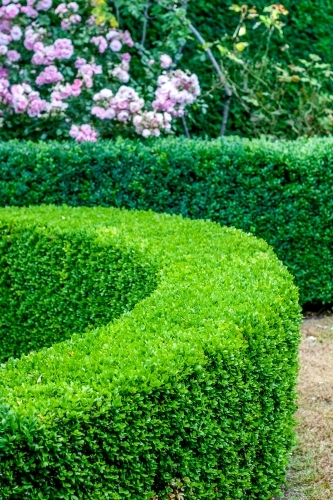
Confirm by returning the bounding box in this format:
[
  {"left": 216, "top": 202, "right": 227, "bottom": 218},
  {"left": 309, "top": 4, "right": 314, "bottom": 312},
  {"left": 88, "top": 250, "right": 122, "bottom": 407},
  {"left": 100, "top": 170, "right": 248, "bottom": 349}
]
[{"left": 277, "top": 316, "right": 333, "bottom": 500}]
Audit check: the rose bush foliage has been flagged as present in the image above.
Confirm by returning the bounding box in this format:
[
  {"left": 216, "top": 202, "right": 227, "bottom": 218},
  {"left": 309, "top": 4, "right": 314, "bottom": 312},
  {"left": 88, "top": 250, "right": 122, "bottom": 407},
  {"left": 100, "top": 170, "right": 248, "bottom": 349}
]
[{"left": 0, "top": 0, "right": 200, "bottom": 141}]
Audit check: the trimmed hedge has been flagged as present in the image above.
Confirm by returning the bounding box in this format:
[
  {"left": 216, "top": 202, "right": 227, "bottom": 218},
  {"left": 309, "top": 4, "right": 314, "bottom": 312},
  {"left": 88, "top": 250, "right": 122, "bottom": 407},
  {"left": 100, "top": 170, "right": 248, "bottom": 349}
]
[
  {"left": 0, "top": 223, "right": 157, "bottom": 363},
  {"left": 0, "top": 137, "right": 332, "bottom": 305},
  {"left": 0, "top": 206, "right": 300, "bottom": 499}
]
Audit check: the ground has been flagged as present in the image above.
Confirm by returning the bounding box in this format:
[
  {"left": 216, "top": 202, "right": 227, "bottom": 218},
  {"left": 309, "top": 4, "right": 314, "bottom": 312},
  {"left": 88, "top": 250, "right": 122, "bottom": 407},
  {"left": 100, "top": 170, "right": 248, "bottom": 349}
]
[{"left": 279, "top": 316, "right": 333, "bottom": 500}]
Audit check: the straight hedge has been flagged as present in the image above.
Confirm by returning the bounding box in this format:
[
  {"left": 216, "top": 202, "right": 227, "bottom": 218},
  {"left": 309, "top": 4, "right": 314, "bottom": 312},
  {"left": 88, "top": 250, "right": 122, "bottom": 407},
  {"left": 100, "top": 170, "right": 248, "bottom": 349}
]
[
  {"left": 0, "top": 206, "right": 300, "bottom": 499},
  {"left": 0, "top": 137, "right": 332, "bottom": 305}
]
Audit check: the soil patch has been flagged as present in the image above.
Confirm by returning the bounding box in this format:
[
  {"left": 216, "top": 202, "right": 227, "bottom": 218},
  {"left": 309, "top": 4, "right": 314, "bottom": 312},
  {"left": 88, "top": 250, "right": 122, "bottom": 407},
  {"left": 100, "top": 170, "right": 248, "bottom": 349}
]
[{"left": 279, "top": 316, "right": 333, "bottom": 499}]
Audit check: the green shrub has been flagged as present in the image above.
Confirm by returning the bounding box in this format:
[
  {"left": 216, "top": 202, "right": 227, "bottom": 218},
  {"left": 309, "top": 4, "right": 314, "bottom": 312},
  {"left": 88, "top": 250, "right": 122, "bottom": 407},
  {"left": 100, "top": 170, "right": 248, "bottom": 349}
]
[
  {"left": 186, "top": 0, "right": 333, "bottom": 137},
  {"left": 0, "top": 205, "right": 300, "bottom": 499},
  {"left": 0, "top": 225, "right": 157, "bottom": 363},
  {"left": 0, "top": 137, "right": 332, "bottom": 305},
  {"left": 119, "top": 0, "right": 333, "bottom": 138}
]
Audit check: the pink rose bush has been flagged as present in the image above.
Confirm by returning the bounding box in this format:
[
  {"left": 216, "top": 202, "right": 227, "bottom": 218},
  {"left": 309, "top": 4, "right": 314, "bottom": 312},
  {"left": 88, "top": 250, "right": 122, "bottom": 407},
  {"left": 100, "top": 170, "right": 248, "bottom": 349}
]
[{"left": 0, "top": 0, "right": 201, "bottom": 141}]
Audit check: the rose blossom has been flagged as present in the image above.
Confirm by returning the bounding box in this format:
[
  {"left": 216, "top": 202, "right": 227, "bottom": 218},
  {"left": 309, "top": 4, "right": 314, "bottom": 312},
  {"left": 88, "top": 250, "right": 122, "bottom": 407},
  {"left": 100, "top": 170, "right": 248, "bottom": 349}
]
[
  {"left": 0, "top": 66, "right": 9, "bottom": 78},
  {"left": 74, "top": 57, "right": 86, "bottom": 68},
  {"left": 110, "top": 39, "right": 122, "bottom": 52},
  {"left": 7, "top": 49, "right": 20, "bottom": 62},
  {"left": 91, "top": 36, "right": 107, "bottom": 54},
  {"left": 69, "top": 123, "right": 98, "bottom": 142},
  {"left": 36, "top": 65, "right": 63, "bottom": 85},
  {"left": 20, "top": 6, "right": 38, "bottom": 18},
  {"left": 121, "top": 53, "right": 131, "bottom": 62},
  {"left": 160, "top": 54, "right": 172, "bottom": 69},
  {"left": 4, "top": 3, "right": 20, "bottom": 19},
  {"left": 122, "top": 30, "right": 134, "bottom": 47},
  {"left": 36, "top": 0, "right": 52, "bottom": 11},
  {"left": 0, "top": 32, "right": 11, "bottom": 45},
  {"left": 10, "top": 24, "right": 22, "bottom": 40},
  {"left": 71, "top": 78, "right": 82, "bottom": 96},
  {"left": 28, "top": 96, "right": 47, "bottom": 116},
  {"left": 54, "top": 38, "right": 74, "bottom": 59},
  {"left": 67, "top": 2, "right": 79, "bottom": 11},
  {"left": 55, "top": 3, "right": 67, "bottom": 14}
]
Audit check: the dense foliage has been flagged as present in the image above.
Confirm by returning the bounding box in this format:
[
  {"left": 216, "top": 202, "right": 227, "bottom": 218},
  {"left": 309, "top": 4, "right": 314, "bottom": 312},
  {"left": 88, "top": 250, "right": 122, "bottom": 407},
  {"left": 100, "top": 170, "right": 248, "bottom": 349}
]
[
  {"left": 0, "top": 205, "right": 300, "bottom": 499},
  {"left": 173, "top": 0, "right": 333, "bottom": 137},
  {"left": 2, "top": 0, "right": 333, "bottom": 139},
  {"left": 0, "top": 225, "right": 157, "bottom": 362},
  {"left": 0, "top": 0, "right": 201, "bottom": 140},
  {"left": 0, "top": 137, "right": 332, "bottom": 305}
]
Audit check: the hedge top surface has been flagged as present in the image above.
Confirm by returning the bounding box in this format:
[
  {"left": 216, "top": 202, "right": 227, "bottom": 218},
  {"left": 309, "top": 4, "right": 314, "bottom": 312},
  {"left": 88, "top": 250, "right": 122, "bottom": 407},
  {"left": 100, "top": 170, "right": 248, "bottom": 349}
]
[
  {"left": 0, "top": 136, "right": 332, "bottom": 305},
  {"left": 0, "top": 205, "right": 300, "bottom": 421}
]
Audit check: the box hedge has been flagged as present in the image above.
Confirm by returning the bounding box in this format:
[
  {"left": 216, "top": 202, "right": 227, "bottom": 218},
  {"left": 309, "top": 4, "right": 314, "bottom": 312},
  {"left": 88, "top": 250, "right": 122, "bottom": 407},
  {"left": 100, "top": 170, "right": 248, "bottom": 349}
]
[
  {"left": 0, "top": 137, "right": 332, "bottom": 305},
  {"left": 0, "top": 206, "right": 300, "bottom": 499}
]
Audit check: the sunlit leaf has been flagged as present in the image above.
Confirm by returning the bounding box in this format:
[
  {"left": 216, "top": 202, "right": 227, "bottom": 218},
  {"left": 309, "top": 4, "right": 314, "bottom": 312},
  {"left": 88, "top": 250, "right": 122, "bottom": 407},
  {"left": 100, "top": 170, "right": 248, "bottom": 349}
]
[
  {"left": 235, "top": 42, "right": 248, "bottom": 51},
  {"left": 238, "top": 25, "right": 246, "bottom": 36},
  {"left": 229, "top": 4, "right": 242, "bottom": 12}
]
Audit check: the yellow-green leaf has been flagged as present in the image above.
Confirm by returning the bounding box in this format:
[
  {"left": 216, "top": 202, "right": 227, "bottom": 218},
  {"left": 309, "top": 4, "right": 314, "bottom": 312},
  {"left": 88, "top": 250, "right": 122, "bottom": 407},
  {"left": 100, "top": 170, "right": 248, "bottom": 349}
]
[
  {"left": 238, "top": 25, "right": 246, "bottom": 37},
  {"left": 235, "top": 42, "right": 248, "bottom": 52}
]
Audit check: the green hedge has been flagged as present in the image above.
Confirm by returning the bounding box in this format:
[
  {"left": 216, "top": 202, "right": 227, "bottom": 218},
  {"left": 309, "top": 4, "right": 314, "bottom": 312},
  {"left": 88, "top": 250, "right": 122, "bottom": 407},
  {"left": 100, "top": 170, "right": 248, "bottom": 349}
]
[
  {"left": 184, "top": 0, "right": 333, "bottom": 137},
  {"left": 0, "top": 224, "right": 157, "bottom": 363},
  {"left": 122, "top": 0, "right": 333, "bottom": 138},
  {"left": 0, "top": 206, "right": 300, "bottom": 499},
  {"left": 0, "top": 137, "right": 332, "bottom": 305}
]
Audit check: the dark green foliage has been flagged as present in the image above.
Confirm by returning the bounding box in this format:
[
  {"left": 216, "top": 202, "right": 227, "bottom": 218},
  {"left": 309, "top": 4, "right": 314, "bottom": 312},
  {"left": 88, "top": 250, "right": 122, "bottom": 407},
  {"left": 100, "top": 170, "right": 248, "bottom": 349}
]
[
  {"left": 182, "top": 0, "right": 333, "bottom": 137},
  {"left": 0, "top": 137, "right": 332, "bottom": 304},
  {"left": 0, "top": 225, "right": 157, "bottom": 362},
  {"left": 0, "top": 206, "right": 300, "bottom": 499}
]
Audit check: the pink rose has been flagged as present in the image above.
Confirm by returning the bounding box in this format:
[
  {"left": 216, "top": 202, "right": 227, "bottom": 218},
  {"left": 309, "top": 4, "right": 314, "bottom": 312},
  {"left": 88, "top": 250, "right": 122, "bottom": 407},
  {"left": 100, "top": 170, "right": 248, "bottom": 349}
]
[
  {"left": 122, "top": 30, "right": 134, "bottom": 47},
  {"left": 20, "top": 6, "right": 38, "bottom": 18},
  {"left": 110, "top": 39, "right": 122, "bottom": 52},
  {"left": 91, "top": 36, "right": 107, "bottom": 54},
  {"left": 142, "top": 129, "right": 151, "bottom": 138},
  {"left": 160, "top": 54, "right": 172, "bottom": 69},
  {"left": 69, "top": 124, "right": 98, "bottom": 142},
  {"left": 0, "top": 32, "right": 11, "bottom": 45},
  {"left": 10, "top": 25, "right": 22, "bottom": 40},
  {"left": 55, "top": 3, "right": 67, "bottom": 14},
  {"left": 91, "top": 106, "right": 106, "bottom": 119},
  {"left": 71, "top": 78, "right": 82, "bottom": 96},
  {"left": 5, "top": 3, "right": 20, "bottom": 19},
  {"left": 106, "top": 30, "right": 118, "bottom": 40},
  {"left": 74, "top": 57, "right": 86, "bottom": 68},
  {"left": 67, "top": 2, "right": 79, "bottom": 12},
  {"left": 117, "top": 110, "right": 129, "bottom": 122},
  {"left": 121, "top": 52, "right": 131, "bottom": 62},
  {"left": 7, "top": 49, "right": 20, "bottom": 62},
  {"left": 36, "top": 0, "right": 52, "bottom": 10},
  {"left": 28, "top": 97, "right": 46, "bottom": 116},
  {"left": 54, "top": 38, "right": 74, "bottom": 59},
  {"left": 31, "top": 51, "right": 44, "bottom": 65},
  {"left": 13, "top": 94, "right": 29, "bottom": 113},
  {"left": 61, "top": 20, "right": 70, "bottom": 30},
  {"left": 36, "top": 65, "right": 63, "bottom": 85},
  {"left": 0, "top": 67, "right": 9, "bottom": 78}
]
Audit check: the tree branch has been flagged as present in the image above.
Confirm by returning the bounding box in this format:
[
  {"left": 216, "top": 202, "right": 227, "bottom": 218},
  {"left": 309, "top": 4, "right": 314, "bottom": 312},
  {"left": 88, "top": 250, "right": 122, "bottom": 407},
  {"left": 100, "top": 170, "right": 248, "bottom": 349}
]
[
  {"left": 187, "top": 22, "right": 232, "bottom": 136},
  {"left": 220, "top": 94, "right": 231, "bottom": 137},
  {"left": 113, "top": 0, "right": 120, "bottom": 26},
  {"left": 181, "top": 115, "right": 191, "bottom": 138},
  {"left": 141, "top": 0, "right": 150, "bottom": 48}
]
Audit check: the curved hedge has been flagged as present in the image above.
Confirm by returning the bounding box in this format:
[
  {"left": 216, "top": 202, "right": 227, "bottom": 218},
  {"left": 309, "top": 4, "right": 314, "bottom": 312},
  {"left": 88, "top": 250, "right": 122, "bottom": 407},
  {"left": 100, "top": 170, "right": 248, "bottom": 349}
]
[
  {"left": 0, "top": 137, "right": 332, "bottom": 305},
  {"left": 0, "top": 206, "right": 300, "bottom": 499}
]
